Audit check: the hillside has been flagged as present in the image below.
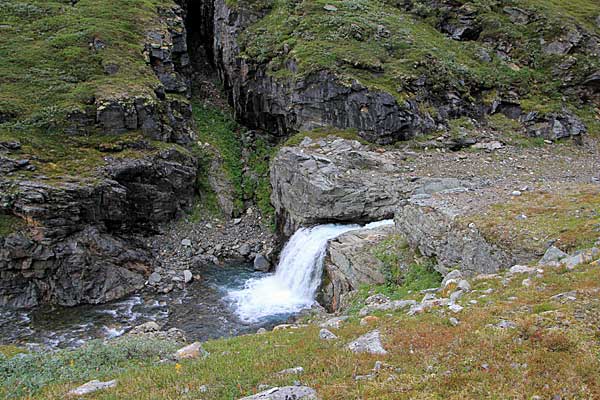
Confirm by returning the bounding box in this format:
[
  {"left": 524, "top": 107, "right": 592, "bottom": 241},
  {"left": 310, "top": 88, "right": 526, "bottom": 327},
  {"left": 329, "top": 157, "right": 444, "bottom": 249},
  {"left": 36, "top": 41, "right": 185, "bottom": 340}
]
[{"left": 0, "top": 0, "right": 599, "bottom": 399}]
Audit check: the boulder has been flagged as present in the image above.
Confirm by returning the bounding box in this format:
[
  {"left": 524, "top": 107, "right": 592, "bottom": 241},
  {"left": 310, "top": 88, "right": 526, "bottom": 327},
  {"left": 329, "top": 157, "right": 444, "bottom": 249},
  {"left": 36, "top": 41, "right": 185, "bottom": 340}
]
[
  {"left": 175, "top": 342, "right": 209, "bottom": 360},
  {"left": 538, "top": 246, "right": 568, "bottom": 267},
  {"left": 347, "top": 330, "right": 387, "bottom": 355},
  {"left": 238, "top": 386, "right": 319, "bottom": 400},
  {"left": 319, "top": 328, "right": 338, "bottom": 340},
  {"left": 68, "top": 380, "right": 117, "bottom": 396},
  {"left": 319, "top": 316, "right": 349, "bottom": 329},
  {"left": 253, "top": 254, "right": 271, "bottom": 272}
]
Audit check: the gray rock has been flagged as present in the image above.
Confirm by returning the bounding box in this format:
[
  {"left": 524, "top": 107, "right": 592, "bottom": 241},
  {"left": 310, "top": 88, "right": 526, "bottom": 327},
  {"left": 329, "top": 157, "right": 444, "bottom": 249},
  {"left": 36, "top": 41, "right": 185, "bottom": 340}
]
[
  {"left": 442, "top": 270, "right": 463, "bottom": 287},
  {"left": 127, "top": 322, "right": 186, "bottom": 343},
  {"left": 68, "top": 380, "right": 117, "bottom": 396},
  {"left": 347, "top": 330, "right": 387, "bottom": 355},
  {"left": 239, "top": 243, "right": 251, "bottom": 257},
  {"left": 319, "top": 316, "right": 349, "bottom": 329},
  {"left": 319, "top": 224, "right": 394, "bottom": 311},
  {"left": 183, "top": 270, "right": 193, "bottom": 283},
  {"left": 449, "top": 317, "right": 460, "bottom": 326},
  {"left": 509, "top": 265, "right": 535, "bottom": 274},
  {"left": 238, "top": 386, "right": 319, "bottom": 400},
  {"left": 494, "top": 320, "right": 517, "bottom": 329},
  {"left": 276, "top": 366, "right": 304, "bottom": 375},
  {"left": 148, "top": 272, "right": 162, "bottom": 285},
  {"left": 457, "top": 279, "right": 471, "bottom": 292},
  {"left": 448, "top": 304, "right": 463, "bottom": 313},
  {"left": 449, "top": 290, "right": 464, "bottom": 304},
  {"left": 175, "top": 342, "right": 209, "bottom": 360},
  {"left": 365, "top": 294, "right": 391, "bottom": 306},
  {"left": 539, "top": 246, "right": 568, "bottom": 266},
  {"left": 181, "top": 238, "right": 192, "bottom": 247},
  {"left": 319, "top": 328, "right": 338, "bottom": 340},
  {"left": 397, "top": 196, "right": 516, "bottom": 276},
  {"left": 563, "top": 248, "right": 600, "bottom": 270},
  {"left": 253, "top": 254, "right": 271, "bottom": 272}
]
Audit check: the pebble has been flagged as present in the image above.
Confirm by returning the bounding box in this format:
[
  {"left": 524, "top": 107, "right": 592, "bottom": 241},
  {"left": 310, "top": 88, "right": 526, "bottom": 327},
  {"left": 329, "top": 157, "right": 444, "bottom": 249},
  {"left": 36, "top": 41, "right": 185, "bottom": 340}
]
[{"left": 449, "top": 317, "right": 460, "bottom": 326}]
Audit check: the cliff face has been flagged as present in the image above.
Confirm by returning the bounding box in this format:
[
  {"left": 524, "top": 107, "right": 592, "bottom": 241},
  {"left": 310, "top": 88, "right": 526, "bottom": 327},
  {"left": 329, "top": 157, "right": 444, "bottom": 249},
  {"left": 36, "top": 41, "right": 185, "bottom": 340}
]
[{"left": 0, "top": 1, "right": 200, "bottom": 308}]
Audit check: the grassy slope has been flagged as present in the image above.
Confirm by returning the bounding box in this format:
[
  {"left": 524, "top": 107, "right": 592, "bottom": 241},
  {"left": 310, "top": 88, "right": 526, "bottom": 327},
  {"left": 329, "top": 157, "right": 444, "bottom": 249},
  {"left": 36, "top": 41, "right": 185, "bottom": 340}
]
[
  {"left": 0, "top": 0, "right": 169, "bottom": 128},
  {"left": 238, "top": 0, "right": 599, "bottom": 123},
  {"left": 4, "top": 260, "right": 599, "bottom": 399}
]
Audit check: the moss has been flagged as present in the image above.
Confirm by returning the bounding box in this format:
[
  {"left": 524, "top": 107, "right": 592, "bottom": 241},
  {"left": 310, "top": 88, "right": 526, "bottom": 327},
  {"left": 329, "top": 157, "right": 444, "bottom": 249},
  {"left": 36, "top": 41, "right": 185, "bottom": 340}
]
[
  {"left": 283, "top": 128, "right": 368, "bottom": 147},
  {"left": 0, "top": 214, "right": 25, "bottom": 237}
]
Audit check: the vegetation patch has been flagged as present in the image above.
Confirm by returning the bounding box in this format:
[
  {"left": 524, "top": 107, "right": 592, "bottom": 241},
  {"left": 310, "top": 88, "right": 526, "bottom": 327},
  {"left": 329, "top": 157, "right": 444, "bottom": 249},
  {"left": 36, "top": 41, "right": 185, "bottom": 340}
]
[
  {"left": 465, "top": 185, "right": 600, "bottom": 255},
  {"left": 0, "top": 213, "right": 26, "bottom": 237}
]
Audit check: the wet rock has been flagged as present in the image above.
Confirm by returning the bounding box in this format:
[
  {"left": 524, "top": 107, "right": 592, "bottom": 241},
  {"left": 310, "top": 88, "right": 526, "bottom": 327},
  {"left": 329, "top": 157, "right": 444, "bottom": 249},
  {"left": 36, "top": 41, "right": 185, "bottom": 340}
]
[
  {"left": 347, "top": 330, "right": 387, "bottom": 355},
  {"left": 238, "top": 243, "right": 251, "bottom": 257},
  {"left": 253, "top": 254, "right": 270, "bottom": 272},
  {"left": 68, "top": 380, "right": 117, "bottom": 396},
  {"left": 175, "top": 342, "right": 209, "bottom": 360},
  {"left": 238, "top": 386, "right": 319, "bottom": 400},
  {"left": 319, "top": 328, "right": 337, "bottom": 340}
]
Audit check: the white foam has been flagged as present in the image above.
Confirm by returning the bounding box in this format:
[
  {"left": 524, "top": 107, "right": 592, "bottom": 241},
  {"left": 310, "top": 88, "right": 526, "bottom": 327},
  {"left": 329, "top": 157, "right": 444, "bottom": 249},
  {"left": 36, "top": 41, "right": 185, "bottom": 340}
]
[{"left": 228, "top": 220, "right": 394, "bottom": 322}]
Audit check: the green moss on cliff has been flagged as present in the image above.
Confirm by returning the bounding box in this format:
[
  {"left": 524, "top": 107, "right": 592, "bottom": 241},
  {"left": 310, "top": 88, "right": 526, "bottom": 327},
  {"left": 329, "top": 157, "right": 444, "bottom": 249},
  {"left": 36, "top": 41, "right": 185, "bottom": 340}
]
[
  {"left": 0, "top": 0, "right": 171, "bottom": 129},
  {"left": 0, "top": 214, "right": 25, "bottom": 237}
]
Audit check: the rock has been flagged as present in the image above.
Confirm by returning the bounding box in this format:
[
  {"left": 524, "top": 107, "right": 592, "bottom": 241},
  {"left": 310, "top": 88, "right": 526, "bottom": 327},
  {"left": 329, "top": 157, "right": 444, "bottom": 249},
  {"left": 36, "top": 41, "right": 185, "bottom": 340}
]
[
  {"left": 319, "top": 223, "right": 395, "bottom": 311},
  {"left": 457, "top": 280, "right": 471, "bottom": 292},
  {"left": 276, "top": 366, "right": 304, "bottom": 375},
  {"left": 148, "top": 272, "right": 162, "bottom": 284},
  {"left": 562, "top": 248, "right": 600, "bottom": 270},
  {"left": 365, "top": 294, "right": 391, "bottom": 306},
  {"left": 253, "top": 254, "right": 271, "bottom": 272},
  {"left": 448, "top": 304, "right": 463, "bottom": 313},
  {"left": 257, "top": 328, "right": 267, "bottom": 334},
  {"left": 239, "top": 243, "right": 251, "bottom": 257},
  {"left": 360, "top": 316, "right": 380, "bottom": 326},
  {"left": 183, "top": 270, "right": 193, "bottom": 284},
  {"left": 238, "top": 386, "right": 319, "bottom": 400},
  {"left": 509, "top": 265, "right": 535, "bottom": 275},
  {"left": 175, "top": 342, "right": 209, "bottom": 360},
  {"left": 181, "top": 238, "right": 192, "bottom": 247},
  {"left": 397, "top": 195, "right": 517, "bottom": 276},
  {"left": 323, "top": 4, "right": 337, "bottom": 12},
  {"left": 358, "top": 300, "right": 416, "bottom": 317},
  {"left": 522, "top": 278, "right": 532, "bottom": 287},
  {"left": 319, "top": 328, "right": 338, "bottom": 340},
  {"left": 449, "top": 290, "right": 464, "bottom": 304},
  {"left": 471, "top": 141, "right": 503, "bottom": 151},
  {"left": 522, "top": 110, "right": 586, "bottom": 141},
  {"left": 539, "top": 246, "right": 568, "bottom": 266},
  {"left": 449, "top": 317, "right": 460, "bottom": 326},
  {"left": 347, "top": 330, "right": 387, "bottom": 355},
  {"left": 511, "top": 190, "right": 522, "bottom": 197},
  {"left": 442, "top": 270, "right": 463, "bottom": 287},
  {"left": 494, "top": 320, "right": 517, "bottom": 329},
  {"left": 319, "top": 316, "right": 349, "bottom": 329},
  {"left": 68, "top": 380, "right": 117, "bottom": 396}
]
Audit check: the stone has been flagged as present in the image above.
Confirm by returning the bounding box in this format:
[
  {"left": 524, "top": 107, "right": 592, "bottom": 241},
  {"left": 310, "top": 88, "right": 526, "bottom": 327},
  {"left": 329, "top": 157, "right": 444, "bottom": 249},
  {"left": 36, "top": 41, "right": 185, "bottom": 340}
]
[
  {"left": 239, "top": 243, "right": 251, "bottom": 257},
  {"left": 183, "top": 270, "right": 193, "bottom": 283},
  {"left": 347, "top": 330, "right": 387, "bottom": 355},
  {"left": 442, "top": 270, "right": 463, "bottom": 287},
  {"left": 471, "top": 141, "right": 503, "bottom": 151},
  {"left": 365, "top": 294, "right": 391, "bottom": 306},
  {"left": 148, "top": 272, "right": 162, "bottom": 284},
  {"left": 495, "top": 320, "right": 517, "bottom": 329},
  {"left": 257, "top": 328, "right": 267, "bottom": 334},
  {"left": 449, "top": 317, "right": 460, "bottom": 326},
  {"left": 175, "top": 342, "right": 209, "bottom": 360},
  {"left": 319, "top": 316, "right": 349, "bottom": 329},
  {"left": 323, "top": 4, "right": 338, "bottom": 12},
  {"left": 522, "top": 278, "right": 532, "bottom": 287},
  {"left": 457, "top": 280, "right": 471, "bottom": 292},
  {"left": 448, "top": 304, "right": 463, "bottom": 313},
  {"left": 509, "top": 265, "right": 535, "bottom": 274},
  {"left": 319, "top": 328, "right": 338, "bottom": 340},
  {"left": 539, "top": 246, "right": 568, "bottom": 266},
  {"left": 68, "top": 380, "right": 117, "bottom": 396},
  {"left": 562, "top": 248, "right": 600, "bottom": 270},
  {"left": 181, "top": 238, "right": 192, "bottom": 247},
  {"left": 276, "top": 366, "right": 304, "bottom": 375},
  {"left": 238, "top": 386, "right": 319, "bottom": 400},
  {"left": 253, "top": 254, "right": 271, "bottom": 272},
  {"left": 449, "top": 290, "right": 464, "bottom": 304},
  {"left": 511, "top": 190, "right": 522, "bottom": 197},
  {"left": 127, "top": 322, "right": 186, "bottom": 343}
]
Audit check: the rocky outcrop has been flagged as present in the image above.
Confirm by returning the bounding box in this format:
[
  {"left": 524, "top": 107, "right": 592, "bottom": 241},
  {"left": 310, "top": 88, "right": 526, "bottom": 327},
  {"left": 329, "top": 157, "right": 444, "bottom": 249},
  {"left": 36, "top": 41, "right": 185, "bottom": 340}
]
[
  {"left": 270, "top": 137, "right": 472, "bottom": 237},
  {"left": 319, "top": 224, "right": 395, "bottom": 312},
  {"left": 211, "top": 0, "right": 432, "bottom": 144},
  {"left": 395, "top": 193, "right": 519, "bottom": 276},
  {"left": 0, "top": 149, "right": 198, "bottom": 308}
]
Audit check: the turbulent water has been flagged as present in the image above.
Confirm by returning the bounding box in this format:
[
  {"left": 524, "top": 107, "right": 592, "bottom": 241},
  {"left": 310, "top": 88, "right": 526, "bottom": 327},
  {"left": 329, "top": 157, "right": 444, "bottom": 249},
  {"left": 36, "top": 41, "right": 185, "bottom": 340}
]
[
  {"left": 228, "top": 219, "right": 394, "bottom": 322},
  {"left": 0, "top": 263, "right": 283, "bottom": 350}
]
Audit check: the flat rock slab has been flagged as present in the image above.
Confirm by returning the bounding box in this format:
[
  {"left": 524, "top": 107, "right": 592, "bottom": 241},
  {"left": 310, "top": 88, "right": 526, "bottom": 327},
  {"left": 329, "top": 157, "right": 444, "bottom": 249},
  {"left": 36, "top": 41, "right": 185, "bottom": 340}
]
[
  {"left": 68, "top": 380, "right": 117, "bottom": 396},
  {"left": 238, "top": 386, "right": 319, "bottom": 400},
  {"left": 347, "top": 330, "right": 388, "bottom": 355}
]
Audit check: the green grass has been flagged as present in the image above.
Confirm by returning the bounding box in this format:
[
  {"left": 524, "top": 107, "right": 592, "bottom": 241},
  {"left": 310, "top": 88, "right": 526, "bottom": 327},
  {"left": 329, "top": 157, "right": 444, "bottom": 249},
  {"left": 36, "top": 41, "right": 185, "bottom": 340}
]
[
  {"left": 236, "top": 0, "right": 598, "bottom": 129},
  {"left": 283, "top": 128, "right": 368, "bottom": 147},
  {"left": 11, "top": 256, "right": 600, "bottom": 399},
  {"left": 0, "top": 0, "right": 169, "bottom": 130}
]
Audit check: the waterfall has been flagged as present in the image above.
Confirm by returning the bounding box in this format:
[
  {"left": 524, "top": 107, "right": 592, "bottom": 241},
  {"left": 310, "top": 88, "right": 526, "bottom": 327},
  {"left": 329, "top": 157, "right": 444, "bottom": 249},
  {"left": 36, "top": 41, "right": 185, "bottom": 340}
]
[{"left": 227, "top": 219, "right": 394, "bottom": 323}]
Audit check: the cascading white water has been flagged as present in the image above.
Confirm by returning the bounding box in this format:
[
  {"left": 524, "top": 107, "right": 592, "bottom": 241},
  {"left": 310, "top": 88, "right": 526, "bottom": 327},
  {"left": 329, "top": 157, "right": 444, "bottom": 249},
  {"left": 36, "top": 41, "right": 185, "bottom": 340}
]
[{"left": 228, "top": 219, "right": 394, "bottom": 323}]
